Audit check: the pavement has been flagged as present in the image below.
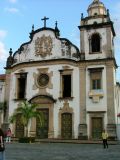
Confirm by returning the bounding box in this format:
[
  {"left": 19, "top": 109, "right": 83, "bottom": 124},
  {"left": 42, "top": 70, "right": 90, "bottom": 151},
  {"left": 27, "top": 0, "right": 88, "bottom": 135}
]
[{"left": 5, "top": 141, "right": 120, "bottom": 160}]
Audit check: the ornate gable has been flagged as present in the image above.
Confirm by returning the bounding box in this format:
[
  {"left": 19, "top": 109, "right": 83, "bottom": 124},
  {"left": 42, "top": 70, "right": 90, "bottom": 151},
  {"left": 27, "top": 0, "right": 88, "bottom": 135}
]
[{"left": 11, "top": 27, "right": 80, "bottom": 67}]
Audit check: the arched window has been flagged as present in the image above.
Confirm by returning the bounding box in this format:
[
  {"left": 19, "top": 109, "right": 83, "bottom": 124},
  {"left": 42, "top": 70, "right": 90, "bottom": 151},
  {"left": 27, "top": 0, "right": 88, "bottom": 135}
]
[{"left": 91, "top": 33, "right": 101, "bottom": 53}]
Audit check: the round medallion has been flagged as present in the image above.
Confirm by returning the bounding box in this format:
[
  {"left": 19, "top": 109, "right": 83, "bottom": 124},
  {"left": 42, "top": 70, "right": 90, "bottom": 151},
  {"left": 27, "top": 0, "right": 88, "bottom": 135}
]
[{"left": 37, "top": 74, "right": 49, "bottom": 87}]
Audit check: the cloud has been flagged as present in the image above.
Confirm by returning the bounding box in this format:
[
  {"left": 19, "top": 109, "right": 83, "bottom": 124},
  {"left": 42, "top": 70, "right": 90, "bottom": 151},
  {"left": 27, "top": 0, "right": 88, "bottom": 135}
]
[
  {"left": 0, "top": 30, "right": 8, "bottom": 61},
  {"left": 8, "top": 0, "right": 17, "bottom": 3},
  {"left": 111, "top": 2, "right": 120, "bottom": 81},
  {"left": 0, "top": 30, "right": 7, "bottom": 40},
  {"left": 5, "top": 7, "right": 19, "bottom": 13},
  {"left": 111, "top": 2, "right": 120, "bottom": 37},
  {"left": 0, "top": 42, "right": 8, "bottom": 61}
]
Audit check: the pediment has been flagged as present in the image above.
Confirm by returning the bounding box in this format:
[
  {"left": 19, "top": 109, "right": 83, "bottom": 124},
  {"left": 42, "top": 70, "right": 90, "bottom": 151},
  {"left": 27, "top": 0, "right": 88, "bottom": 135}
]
[{"left": 29, "top": 95, "right": 56, "bottom": 104}]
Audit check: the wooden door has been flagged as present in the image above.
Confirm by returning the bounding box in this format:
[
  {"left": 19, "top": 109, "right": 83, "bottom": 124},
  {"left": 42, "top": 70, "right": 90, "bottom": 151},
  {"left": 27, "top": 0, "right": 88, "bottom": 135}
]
[
  {"left": 61, "top": 113, "right": 72, "bottom": 139},
  {"left": 36, "top": 109, "right": 49, "bottom": 139},
  {"left": 92, "top": 117, "right": 103, "bottom": 139},
  {"left": 15, "top": 114, "right": 24, "bottom": 138}
]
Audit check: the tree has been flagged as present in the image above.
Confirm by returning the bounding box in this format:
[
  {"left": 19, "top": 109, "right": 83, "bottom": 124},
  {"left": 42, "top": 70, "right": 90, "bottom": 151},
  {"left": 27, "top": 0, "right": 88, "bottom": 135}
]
[
  {"left": 0, "top": 101, "right": 7, "bottom": 119},
  {"left": 9, "top": 101, "right": 44, "bottom": 137}
]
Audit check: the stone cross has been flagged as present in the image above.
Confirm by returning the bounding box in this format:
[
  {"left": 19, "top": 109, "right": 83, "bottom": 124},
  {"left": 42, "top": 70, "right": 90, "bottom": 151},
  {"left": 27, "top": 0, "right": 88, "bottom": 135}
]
[{"left": 41, "top": 16, "right": 49, "bottom": 28}]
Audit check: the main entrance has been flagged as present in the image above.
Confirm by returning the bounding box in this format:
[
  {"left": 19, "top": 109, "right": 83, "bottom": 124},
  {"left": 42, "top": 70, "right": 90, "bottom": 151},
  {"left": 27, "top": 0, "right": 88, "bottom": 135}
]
[
  {"left": 36, "top": 109, "right": 49, "bottom": 138},
  {"left": 61, "top": 113, "right": 72, "bottom": 139},
  {"left": 91, "top": 117, "right": 103, "bottom": 139}
]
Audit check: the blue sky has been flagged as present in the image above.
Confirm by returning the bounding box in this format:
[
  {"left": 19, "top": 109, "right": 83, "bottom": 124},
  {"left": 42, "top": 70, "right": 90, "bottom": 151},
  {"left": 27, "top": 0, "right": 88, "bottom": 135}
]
[{"left": 0, "top": 0, "right": 120, "bottom": 81}]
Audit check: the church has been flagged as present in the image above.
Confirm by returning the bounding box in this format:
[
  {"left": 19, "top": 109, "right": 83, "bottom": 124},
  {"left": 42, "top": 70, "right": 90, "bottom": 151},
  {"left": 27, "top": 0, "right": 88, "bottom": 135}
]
[{"left": 0, "top": 0, "right": 120, "bottom": 140}]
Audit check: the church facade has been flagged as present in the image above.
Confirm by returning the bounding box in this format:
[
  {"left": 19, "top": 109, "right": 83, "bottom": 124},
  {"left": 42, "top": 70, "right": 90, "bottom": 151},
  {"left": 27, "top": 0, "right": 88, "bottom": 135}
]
[{"left": 1, "top": 0, "right": 119, "bottom": 140}]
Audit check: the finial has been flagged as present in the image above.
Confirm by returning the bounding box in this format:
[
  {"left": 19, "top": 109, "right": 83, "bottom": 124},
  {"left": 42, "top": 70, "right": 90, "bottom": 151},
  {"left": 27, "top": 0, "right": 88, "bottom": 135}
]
[
  {"left": 107, "top": 9, "right": 109, "bottom": 16},
  {"left": 55, "top": 21, "right": 58, "bottom": 28},
  {"left": 9, "top": 48, "right": 12, "bottom": 56},
  {"left": 107, "top": 9, "right": 110, "bottom": 21},
  {"left": 55, "top": 21, "right": 60, "bottom": 37},
  {"left": 93, "top": 0, "right": 99, "bottom": 3},
  {"left": 41, "top": 16, "right": 49, "bottom": 28},
  {"left": 81, "top": 13, "right": 84, "bottom": 20},
  {"left": 32, "top": 24, "right": 34, "bottom": 32}
]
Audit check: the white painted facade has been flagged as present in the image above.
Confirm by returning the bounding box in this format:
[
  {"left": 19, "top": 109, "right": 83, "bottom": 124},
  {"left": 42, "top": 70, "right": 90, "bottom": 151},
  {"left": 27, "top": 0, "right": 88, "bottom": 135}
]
[{"left": 8, "top": 64, "right": 80, "bottom": 138}]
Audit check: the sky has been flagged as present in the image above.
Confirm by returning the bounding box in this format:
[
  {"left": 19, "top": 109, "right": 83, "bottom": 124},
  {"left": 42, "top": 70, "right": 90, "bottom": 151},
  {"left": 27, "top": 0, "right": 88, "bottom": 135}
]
[{"left": 0, "top": 0, "right": 120, "bottom": 81}]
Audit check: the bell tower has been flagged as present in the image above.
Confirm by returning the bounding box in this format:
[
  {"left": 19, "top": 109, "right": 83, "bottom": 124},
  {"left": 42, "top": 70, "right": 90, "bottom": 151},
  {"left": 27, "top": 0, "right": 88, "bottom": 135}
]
[
  {"left": 79, "top": 0, "right": 115, "bottom": 60},
  {"left": 78, "top": 0, "right": 117, "bottom": 140}
]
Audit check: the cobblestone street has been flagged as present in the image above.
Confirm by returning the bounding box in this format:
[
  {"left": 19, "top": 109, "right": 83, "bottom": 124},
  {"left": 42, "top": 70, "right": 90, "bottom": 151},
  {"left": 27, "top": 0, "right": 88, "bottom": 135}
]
[{"left": 4, "top": 142, "right": 120, "bottom": 160}]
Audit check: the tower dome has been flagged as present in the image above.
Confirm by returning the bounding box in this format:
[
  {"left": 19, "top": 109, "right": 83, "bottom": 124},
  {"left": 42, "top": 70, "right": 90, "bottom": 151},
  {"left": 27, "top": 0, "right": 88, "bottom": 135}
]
[{"left": 87, "top": 0, "right": 107, "bottom": 16}]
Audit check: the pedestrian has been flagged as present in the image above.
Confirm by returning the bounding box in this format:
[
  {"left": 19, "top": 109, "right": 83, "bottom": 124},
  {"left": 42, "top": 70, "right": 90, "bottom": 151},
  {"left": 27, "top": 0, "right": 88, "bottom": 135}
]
[
  {"left": 102, "top": 129, "right": 108, "bottom": 148},
  {"left": 6, "top": 128, "right": 12, "bottom": 143},
  {"left": 0, "top": 128, "right": 5, "bottom": 160}
]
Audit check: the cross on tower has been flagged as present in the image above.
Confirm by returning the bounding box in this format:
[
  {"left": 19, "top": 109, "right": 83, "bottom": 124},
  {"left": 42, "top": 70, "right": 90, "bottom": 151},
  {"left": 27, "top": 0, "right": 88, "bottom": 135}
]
[{"left": 41, "top": 16, "right": 49, "bottom": 28}]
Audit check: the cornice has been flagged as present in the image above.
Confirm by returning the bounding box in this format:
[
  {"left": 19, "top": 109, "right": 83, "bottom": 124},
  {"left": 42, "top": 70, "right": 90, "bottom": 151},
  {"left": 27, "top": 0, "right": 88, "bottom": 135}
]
[
  {"left": 5, "top": 58, "right": 117, "bottom": 72},
  {"left": 78, "top": 21, "right": 116, "bottom": 37}
]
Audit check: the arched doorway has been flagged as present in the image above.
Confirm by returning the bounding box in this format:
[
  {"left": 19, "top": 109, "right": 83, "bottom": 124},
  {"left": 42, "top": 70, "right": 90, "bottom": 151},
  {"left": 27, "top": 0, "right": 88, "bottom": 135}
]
[
  {"left": 36, "top": 108, "right": 49, "bottom": 138},
  {"left": 29, "top": 95, "right": 55, "bottom": 138}
]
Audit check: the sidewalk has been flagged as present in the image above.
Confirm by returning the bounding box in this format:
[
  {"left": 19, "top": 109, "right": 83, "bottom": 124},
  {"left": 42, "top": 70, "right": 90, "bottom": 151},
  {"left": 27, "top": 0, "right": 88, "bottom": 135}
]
[
  {"left": 35, "top": 138, "right": 118, "bottom": 145},
  {"left": 12, "top": 137, "right": 118, "bottom": 145}
]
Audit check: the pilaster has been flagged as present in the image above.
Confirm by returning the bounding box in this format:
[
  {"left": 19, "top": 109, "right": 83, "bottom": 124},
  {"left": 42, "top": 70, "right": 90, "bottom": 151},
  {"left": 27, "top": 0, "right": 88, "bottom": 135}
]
[
  {"left": 106, "top": 63, "right": 116, "bottom": 139},
  {"left": 78, "top": 65, "right": 88, "bottom": 139},
  {"left": 3, "top": 70, "right": 11, "bottom": 131}
]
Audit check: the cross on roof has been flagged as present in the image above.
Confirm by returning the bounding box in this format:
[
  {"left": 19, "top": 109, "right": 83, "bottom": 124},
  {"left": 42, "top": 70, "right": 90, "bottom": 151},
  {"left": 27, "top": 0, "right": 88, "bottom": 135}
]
[{"left": 41, "top": 16, "right": 49, "bottom": 28}]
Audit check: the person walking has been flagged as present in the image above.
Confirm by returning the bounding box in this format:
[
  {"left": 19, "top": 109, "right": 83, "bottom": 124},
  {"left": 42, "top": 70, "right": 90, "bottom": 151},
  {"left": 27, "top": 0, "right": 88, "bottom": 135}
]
[
  {"left": 6, "top": 128, "right": 12, "bottom": 143},
  {"left": 0, "top": 128, "right": 5, "bottom": 160},
  {"left": 102, "top": 129, "right": 108, "bottom": 149}
]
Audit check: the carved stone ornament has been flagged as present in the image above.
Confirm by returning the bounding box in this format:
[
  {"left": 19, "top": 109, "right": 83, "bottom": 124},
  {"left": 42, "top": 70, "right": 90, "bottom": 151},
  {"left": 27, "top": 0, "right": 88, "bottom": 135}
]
[
  {"left": 37, "top": 73, "right": 49, "bottom": 87},
  {"left": 35, "top": 34, "right": 53, "bottom": 57},
  {"left": 33, "top": 68, "right": 53, "bottom": 95}
]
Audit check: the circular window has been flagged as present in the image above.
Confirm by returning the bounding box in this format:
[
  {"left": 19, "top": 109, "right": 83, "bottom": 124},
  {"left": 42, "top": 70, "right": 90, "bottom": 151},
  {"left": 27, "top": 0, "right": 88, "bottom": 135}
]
[{"left": 37, "top": 74, "right": 49, "bottom": 87}]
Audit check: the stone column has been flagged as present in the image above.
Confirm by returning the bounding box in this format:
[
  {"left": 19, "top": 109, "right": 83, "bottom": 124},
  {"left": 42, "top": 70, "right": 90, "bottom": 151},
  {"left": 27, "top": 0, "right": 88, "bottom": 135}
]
[
  {"left": 29, "top": 117, "right": 36, "bottom": 137},
  {"left": 2, "top": 70, "right": 11, "bottom": 131},
  {"left": 106, "top": 62, "right": 116, "bottom": 140},
  {"left": 78, "top": 65, "right": 88, "bottom": 139},
  {"left": 48, "top": 104, "right": 54, "bottom": 138},
  {"left": 106, "top": 28, "right": 112, "bottom": 57}
]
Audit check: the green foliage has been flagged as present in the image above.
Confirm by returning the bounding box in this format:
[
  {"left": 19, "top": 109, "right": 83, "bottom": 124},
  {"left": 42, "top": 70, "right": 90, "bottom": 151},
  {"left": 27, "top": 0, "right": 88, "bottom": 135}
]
[
  {"left": 0, "top": 101, "right": 7, "bottom": 110},
  {"left": 9, "top": 113, "right": 17, "bottom": 123},
  {"left": 19, "top": 137, "right": 35, "bottom": 143},
  {"left": 9, "top": 100, "right": 44, "bottom": 137}
]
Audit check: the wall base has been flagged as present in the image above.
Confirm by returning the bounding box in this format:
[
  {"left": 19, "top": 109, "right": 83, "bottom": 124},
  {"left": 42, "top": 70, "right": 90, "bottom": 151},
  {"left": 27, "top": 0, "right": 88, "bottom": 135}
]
[
  {"left": 78, "top": 124, "right": 88, "bottom": 140},
  {"left": 107, "top": 124, "right": 117, "bottom": 140}
]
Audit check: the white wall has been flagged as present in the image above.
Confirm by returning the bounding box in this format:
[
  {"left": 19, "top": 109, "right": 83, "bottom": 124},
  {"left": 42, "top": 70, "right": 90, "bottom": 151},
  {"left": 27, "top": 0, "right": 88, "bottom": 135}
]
[{"left": 86, "top": 65, "right": 107, "bottom": 112}]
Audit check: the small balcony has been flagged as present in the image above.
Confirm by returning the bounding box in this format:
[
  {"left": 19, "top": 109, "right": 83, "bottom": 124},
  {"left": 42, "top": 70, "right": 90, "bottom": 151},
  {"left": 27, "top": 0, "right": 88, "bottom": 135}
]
[{"left": 88, "top": 89, "right": 104, "bottom": 103}]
